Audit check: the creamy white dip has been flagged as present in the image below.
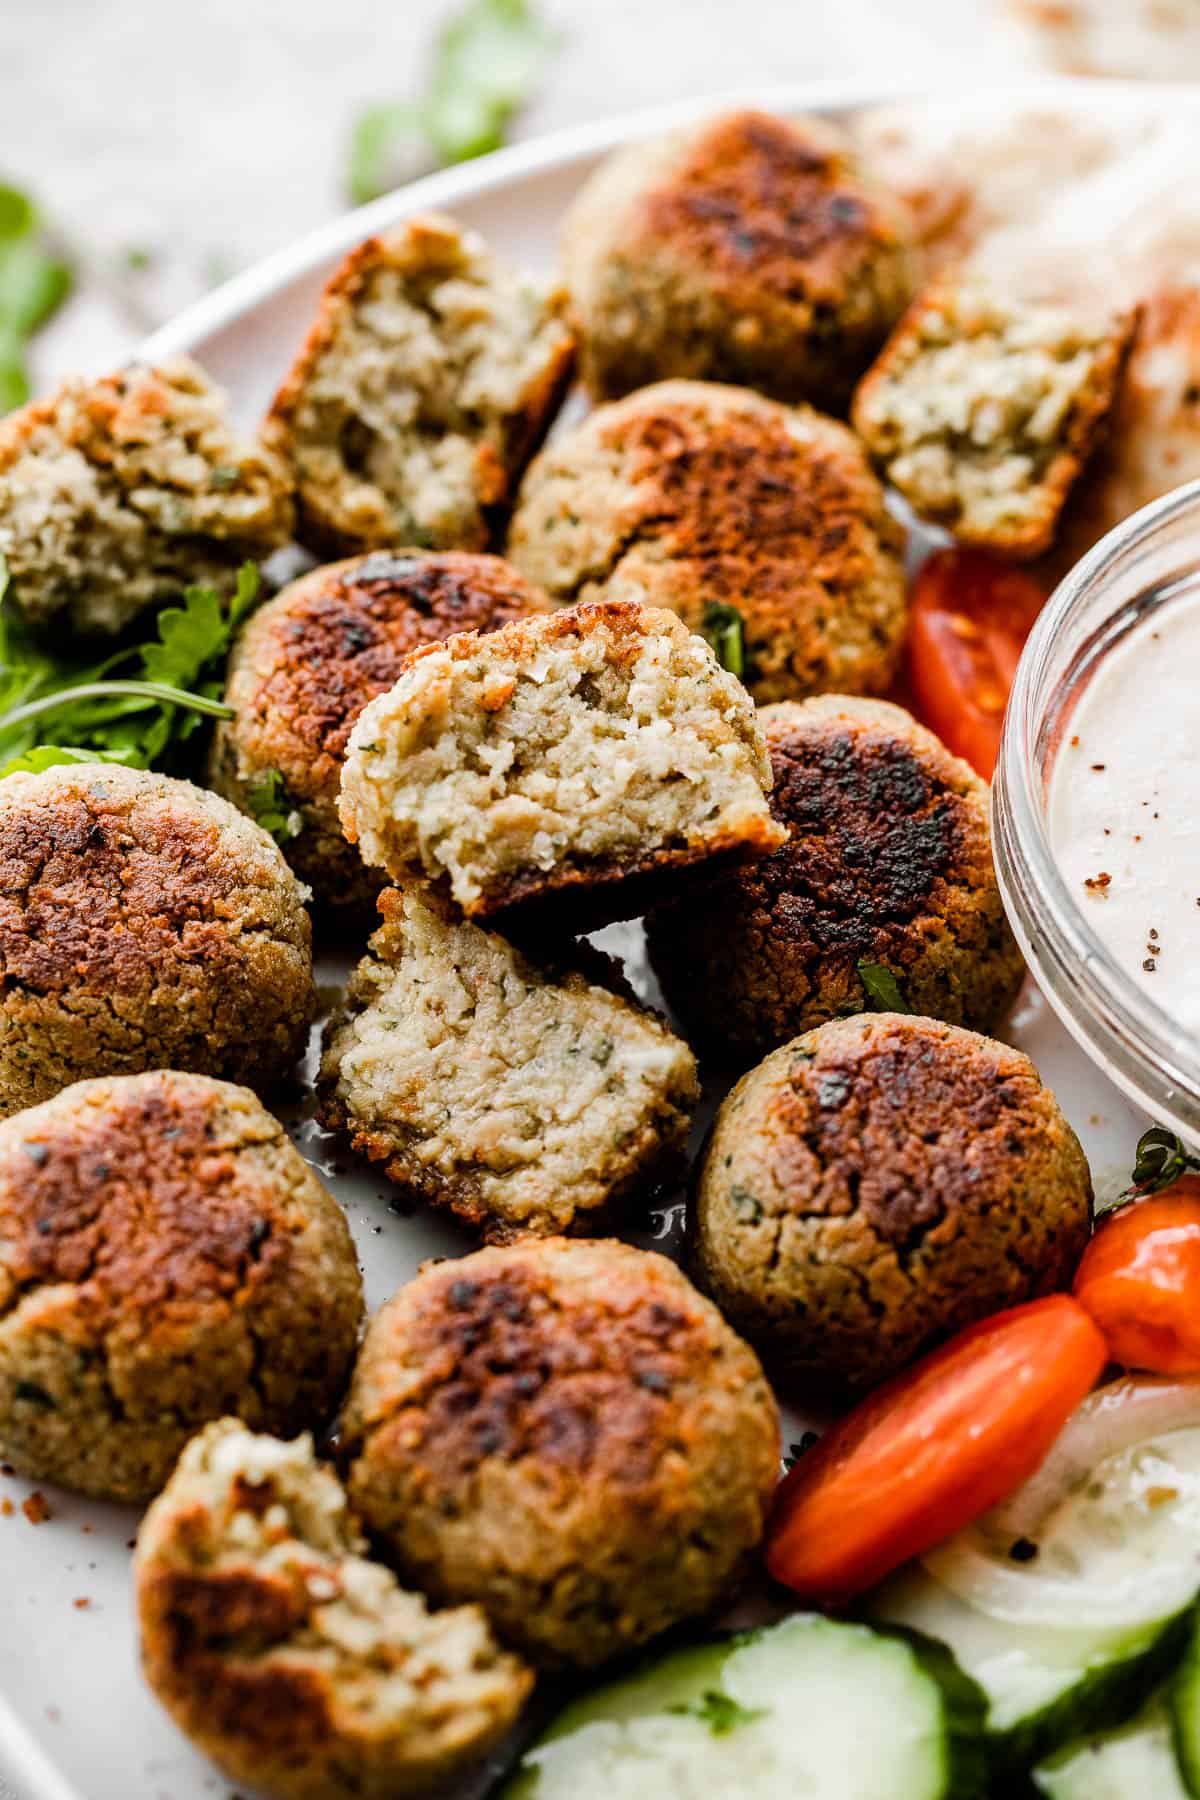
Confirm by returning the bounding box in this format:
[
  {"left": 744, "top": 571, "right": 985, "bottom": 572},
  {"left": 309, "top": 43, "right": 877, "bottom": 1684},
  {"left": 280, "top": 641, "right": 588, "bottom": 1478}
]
[{"left": 1048, "top": 592, "right": 1200, "bottom": 1034}]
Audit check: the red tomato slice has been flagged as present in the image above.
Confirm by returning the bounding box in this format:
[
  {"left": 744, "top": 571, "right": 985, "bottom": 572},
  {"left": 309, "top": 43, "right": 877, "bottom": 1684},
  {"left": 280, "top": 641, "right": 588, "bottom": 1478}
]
[{"left": 1074, "top": 1175, "right": 1200, "bottom": 1375}]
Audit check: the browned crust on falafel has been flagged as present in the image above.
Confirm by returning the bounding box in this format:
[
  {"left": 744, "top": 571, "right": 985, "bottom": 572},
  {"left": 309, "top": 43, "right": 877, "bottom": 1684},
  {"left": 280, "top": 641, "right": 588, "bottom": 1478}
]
[
  {"left": 693, "top": 1014, "right": 1093, "bottom": 1396},
  {"left": 342, "top": 1239, "right": 780, "bottom": 1668},
  {"left": 506, "top": 381, "right": 909, "bottom": 704},
  {"left": 209, "top": 551, "right": 550, "bottom": 911},
  {"left": 646, "top": 696, "right": 1025, "bottom": 1061}
]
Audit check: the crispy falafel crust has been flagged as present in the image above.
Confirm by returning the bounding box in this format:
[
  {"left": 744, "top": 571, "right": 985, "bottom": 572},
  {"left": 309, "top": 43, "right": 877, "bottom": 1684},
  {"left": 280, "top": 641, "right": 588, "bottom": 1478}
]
[
  {"left": 318, "top": 886, "right": 698, "bottom": 1241},
  {"left": 136, "top": 1420, "right": 532, "bottom": 1800},
  {"left": 0, "top": 357, "right": 294, "bottom": 635},
  {"left": 507, "top": 381, "right": 908, "bottom": 704},
  {"left": 265, "top": 213, "right": 575, "bottom": 556},
  {"left": 0, "top": 1074, "right": 362, "bottom": 1501},
  {"left": 563, "top": 109, "right": 918, "bottom": 409},
  {"left": 852, "top": 276, "right": 1138, "bottom": 558},
  {"left": 210, "top": 550, "right": 549, "bottom": 910},
  {"left": 693, "top": 1014, "right": 1092, "bottom": 1395},
  {"left": 0, "top": 764, "right": 314, "bottom": 1113},
  {"left": 338, "top": 598, "right": 785, "bottom": 931},
  {"left": 646, "top": 696, "right": 1025, "bottom": 1062},
  {"left": 342, "top": 1239, "right": 781, "bottom": 1669}
]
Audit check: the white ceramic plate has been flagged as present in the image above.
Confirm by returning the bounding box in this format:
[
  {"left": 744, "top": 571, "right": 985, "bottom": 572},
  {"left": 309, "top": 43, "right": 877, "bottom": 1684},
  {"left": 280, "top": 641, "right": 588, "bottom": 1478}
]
[{"left": 0, "top": 78, "right": 1154, "bottom": 1800}]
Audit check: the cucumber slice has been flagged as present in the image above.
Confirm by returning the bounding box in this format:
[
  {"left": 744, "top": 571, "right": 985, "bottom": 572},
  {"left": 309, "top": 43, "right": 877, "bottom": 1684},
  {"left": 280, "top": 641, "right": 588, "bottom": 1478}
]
[
  {"left": 871, "top": 1564, "right": 1192, "bottom": 1772},
  {"left": 1033, "top": 1698, "right": 1188, "bottom": 1799},
  {"left": 1169, "top": 1608, "right": 1200, "bottom": 1795},
  {"left": 499, "top": 1615, "right": 988, "bottom": 1800}
]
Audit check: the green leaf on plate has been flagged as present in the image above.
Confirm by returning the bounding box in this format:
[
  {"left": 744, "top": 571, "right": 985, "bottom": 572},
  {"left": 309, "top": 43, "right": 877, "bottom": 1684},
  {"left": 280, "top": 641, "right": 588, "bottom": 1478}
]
[{"left": 856, "top": 961, "right": 910, "bottom": 1014}]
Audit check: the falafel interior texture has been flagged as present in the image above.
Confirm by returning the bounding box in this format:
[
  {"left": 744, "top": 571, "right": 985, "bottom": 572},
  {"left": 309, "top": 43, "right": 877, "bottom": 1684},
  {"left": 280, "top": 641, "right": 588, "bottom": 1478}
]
[
  {"left": 136, "top": 1419, "right": 532, "bottom": 1800},
  {"left": 562, "top": 109, "right": 917, "bottom": 410},
  {"left": 319, "top": 885, "right": 699, "bottom": 1242},
  {"left": 265, "top": 212, "right": 575, "bottom": 557},
  {"left": 693, "top": 1013, "right": 1093, "bottom": 1396},
  {"left": 852, "top": 277, "right": 1138, "bottom": 558},
  {"left": 0, "top": 1072, "right": 363, "bottom": 1502},
  {"left": 0, "top": 356, "right": 293, "bottom": 635},
  {"left": 338, "top": 598, "right": 785, "bottom": 929},
  {"left": 646, "top": 694, "right": 1026, "bottom": 1064},
  {"left": 341, "top": 1238, "right": 781, "bottom": 1669},
  {"left": 506, "top": 379, "right": 909, "bottom": 705},
  {"left": 209, "top": 549, "right": 550, "bottom": 912}
]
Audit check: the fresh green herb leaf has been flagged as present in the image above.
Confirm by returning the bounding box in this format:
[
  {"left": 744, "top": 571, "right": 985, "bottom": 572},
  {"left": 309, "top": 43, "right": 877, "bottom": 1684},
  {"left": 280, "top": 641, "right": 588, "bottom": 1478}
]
[
  {"left": 243, "top": 769, "right": 302, "bottom": 846},
  {"left": 700, "top": 602, "right": 747, "bottom": 679},
  {"left": 781, "top": 1431, "right": 820, "bottom": 1472},
  {"left": 0, "top": 744, "right": 128, "bottom": 777},
  {"left": 13, "top": 1378, "right": 56, "bottom": 1409},
  {"left": 668, "top": 1690, "right": 767, "bottom": 1737},
  {"left": 1126, "top": 1126, "right": 1200, "bottom": 1198},
  {"left": 857, "top": 961, "right": 910, "bottom": 1013},
  {"left": 0, "top": 180, "right": 72, "bottom": 415},
  {"left": 346, "top": 0, "right": 558, "bottom": 203},
  {"left": 122, "top": 245, "right": 155, "bottom": 272}
]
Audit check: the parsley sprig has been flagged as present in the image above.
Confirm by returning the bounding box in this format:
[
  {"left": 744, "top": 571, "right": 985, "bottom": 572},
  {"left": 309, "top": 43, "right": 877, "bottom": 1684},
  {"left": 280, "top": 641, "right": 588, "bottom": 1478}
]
[
  {"left": 348, "top": 0, "right": 559, "bottom": 204},
  {"left": 856, "top": 961, "right": 910, "bottom": 1013}
]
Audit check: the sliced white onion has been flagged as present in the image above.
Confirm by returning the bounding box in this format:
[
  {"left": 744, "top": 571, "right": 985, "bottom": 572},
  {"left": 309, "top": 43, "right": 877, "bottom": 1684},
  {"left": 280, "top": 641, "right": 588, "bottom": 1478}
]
[{"left": 921, "top": 1375, "right": 1200, "bottom": 1633}]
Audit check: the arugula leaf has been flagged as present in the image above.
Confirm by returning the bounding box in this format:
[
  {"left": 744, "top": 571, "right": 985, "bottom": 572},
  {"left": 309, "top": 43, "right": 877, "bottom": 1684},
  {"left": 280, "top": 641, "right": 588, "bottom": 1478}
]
[
  {"left": 347, "top": 0, "right": 558, "bottom": 203},
  {"left": 856, "top": 961, "right": 910, "bottom": 1013},
  {"left": 0, "top": 181, "right": 72, "bottom": 414},
  {"left": 243, "top": 769, "right": 302, "bottom": 846},
  {"left": 667, "top": 1690, "right": 767, "bottom": 1737},
  {"left": 700, "top": 602, "right": 747, "bottom": 680}
]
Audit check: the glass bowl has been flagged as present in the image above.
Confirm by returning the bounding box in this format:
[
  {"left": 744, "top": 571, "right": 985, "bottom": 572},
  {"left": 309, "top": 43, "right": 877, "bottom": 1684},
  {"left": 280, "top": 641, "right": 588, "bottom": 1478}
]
[{"left": 992, "top": 477, "right": 1200, "bottom": 1145}]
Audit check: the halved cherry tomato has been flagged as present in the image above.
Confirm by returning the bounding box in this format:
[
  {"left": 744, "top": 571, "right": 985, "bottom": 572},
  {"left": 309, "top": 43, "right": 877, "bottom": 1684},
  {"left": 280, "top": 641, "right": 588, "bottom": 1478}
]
[
  {"left": 1073, "top": 1175, "right": 1200, "bottom": 1374},
  {"left": 907, "top": 550, "right": 1048, "bottom": 779},
  {"left": 764, "top": 1295, "right": 1107, "bottom": 1606}
]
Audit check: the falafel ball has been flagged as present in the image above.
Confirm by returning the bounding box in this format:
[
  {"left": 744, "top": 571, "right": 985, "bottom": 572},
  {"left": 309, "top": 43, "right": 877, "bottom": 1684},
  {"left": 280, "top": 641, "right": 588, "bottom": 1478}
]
[
  {"left": 136, "top": 1419, "right": 533, "bottom": 1800},
  {"left": 646, "top": 696, "right": 1025, "bottom": 1064},
  {"left": 563, "top": 109, "right": 918, "bottom": 410},
  {"left": 507, "top": 381, "right": 908, "bottom": 704},
  {"left": 265, "top": 213, "right": 575, "bottom": 557},
  {"left": 693, "top": 1014, "right": 1092, "bottom": 1395},
  {"left": 0, "top": 763, "right": 314, "bottom": 1114},
  {"left": 342, "top": 1238, "right": 781, "bottom": 1670},
  {"left": 210, "top": 551, "right": 550, "bottom": 911},
  {"left": 0, "top": 357, "right": 293, "bottom": 636},
  {"left": 319, "top": 886, "right": 698, "bottom": 1242},
  {"left": 338, "top": 598, "right": 785, "bottom": 932},
  {"left": 0, "top": 1073, "right": 363, "bottom": 1501}
]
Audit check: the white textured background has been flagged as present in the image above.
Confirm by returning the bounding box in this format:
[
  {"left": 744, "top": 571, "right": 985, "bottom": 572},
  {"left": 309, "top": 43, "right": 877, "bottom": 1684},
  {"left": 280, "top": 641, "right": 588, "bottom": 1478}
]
[{"left": 0, "top": 0, "right": 1043, "bottom": 389}]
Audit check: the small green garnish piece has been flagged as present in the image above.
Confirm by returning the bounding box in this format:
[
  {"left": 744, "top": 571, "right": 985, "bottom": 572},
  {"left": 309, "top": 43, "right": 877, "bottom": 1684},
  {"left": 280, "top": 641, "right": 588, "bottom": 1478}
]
[
  {"left": 13, "top": 1379, "right": 56, "bottom": 1409},
  {"left": 347, "top": 0, "right": 559, "bottom": 204},
  {"left": 0, "top": 180, "right": 72, "bottom": 414},
  {"left": 856, "top": 961, "right": 910, "bottom": 1013},
  {"left": 1126, "top": 1126, "right": 1200, "bottom": 1198},
  {"left": 781, "top": 1431, "right": 820, "bottom": 1472},
  {"left": 244, "top": 769, "right": 302, "bottom": 846},
  {"left": 668, "top": 1689, "right": 767, "bottom": 1737},
  {"left": 700, "top": 602, "right": 747, "bottom": 679}
]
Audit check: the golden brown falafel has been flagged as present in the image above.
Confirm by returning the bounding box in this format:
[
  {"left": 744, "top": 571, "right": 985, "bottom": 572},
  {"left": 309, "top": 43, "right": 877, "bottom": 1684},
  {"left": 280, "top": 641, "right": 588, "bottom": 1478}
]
[
  {"left": 693, "top": 1014, "right": 1092, "bottom": 1395},
  {"left": 0, "top": 1074, "right": 362, "bottom": 1502},
  {"left": 136, "top": 1419, "right": 532, "bottom": 1800},
  {"left": 506, "top": 380, "right": 908, "bottom": 704},
  {"left": 210, "top": 550, "right": 550, "bottom": 910},
  {"left": 0, "top": 764, "right": 314, "bottom": 1113},
  {"left": 0, "top": 357, "right": 293, "bottom": 635},
  {"left": 266, "top": 213, "right": 575, "bottom": 557},
  {"left": 646, "top": 696, "right": 1025, "bottom": 1064},
  {"left": 563, "top": 109, "right": 918, "bottom": 410},
  {"left": 342, "top": 1238, "right": 781, "bottom": 1670}
]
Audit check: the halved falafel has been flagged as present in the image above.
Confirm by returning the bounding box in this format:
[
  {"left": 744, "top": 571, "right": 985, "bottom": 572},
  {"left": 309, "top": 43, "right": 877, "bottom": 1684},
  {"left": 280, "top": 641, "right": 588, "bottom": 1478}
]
[
  {"left": 338, "top": 599, "right": 785, "bottom": 931},
  {"left": 0, "top": 763, "right": 314, "bottom": 1113},
  {"left": 210, "top": 550, "right": 550, "bottom": 910},
  {"left": 506, "top": 380, "right": 908, "bottom": 704},
  {"left": 0, "top": 1073, "right": 362, "bottom": 1501},
  {"left": 265, "top": 213, "right": 575, "bottom": 556},
  {"left": 852, "top": 275, "right": 1137, "bottom": 558},
  {"left": 0, "top": 357, "right": 293, "bottom": 635},
  {"left": 563, "top": 109, "right": 918, "bottom": 409},
  {"left": 136, "top": 1419, "right": 532, "bottom": 1800},
  {"left": 342, "top": 1238, "right": 781, "bottom": 1669},
  {"left": 646, "top": 696, "right": 1025, "bottom": 1064},
  {"left": 692, "top": 1014, "right": 1092, "bottom": 1395},
  {"left": 319, "top": 886, "right": 698, "bottom": 1241}
]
